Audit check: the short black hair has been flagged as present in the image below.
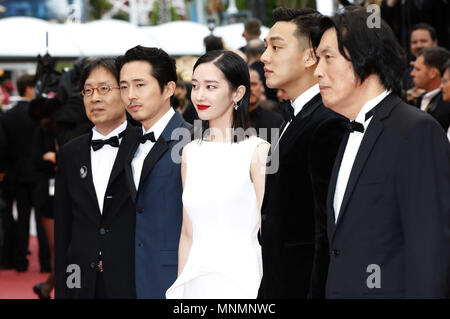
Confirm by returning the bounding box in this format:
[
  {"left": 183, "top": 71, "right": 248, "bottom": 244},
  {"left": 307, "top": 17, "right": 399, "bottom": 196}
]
[
  {"left": 203, "top": 35, "right": 224, "bottom": 52},
  {"left": 418, "top": 46, "right": 450, "bottom": 76},
  {"left": 443, "top": 59, "right": 450, "bottom": 75},
  {"left": 193, "top": 50, "right": 250, "bottom": 142},
  {"left": 116, "top": 45, "right": 177, "bottom": 93},
  {"left": 411, "top": 23, "right": 437, "bottom": 42},
  {"left": 315, "top": 6, "right": 406, "bottom": 95},
  {"left": 79, "top": 57, "right": 119, "bottom": 91},
  {"left": 244, "top": 18, "right": 261, "bottom": 37},
  {"left": 17, "top": 74, "right": 35, "bottom": 97},
  {"left": 273, "top": 7, "right": 323, "bottom": 50}
]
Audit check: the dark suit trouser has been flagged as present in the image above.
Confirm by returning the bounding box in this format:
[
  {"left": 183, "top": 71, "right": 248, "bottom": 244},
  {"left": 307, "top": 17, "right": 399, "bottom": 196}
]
[
  {"left": 13, "top": 183, "right": 50, "bottom": 270},
  {"left": 0, "top": 184, "right": 15, "bottom": 268}
]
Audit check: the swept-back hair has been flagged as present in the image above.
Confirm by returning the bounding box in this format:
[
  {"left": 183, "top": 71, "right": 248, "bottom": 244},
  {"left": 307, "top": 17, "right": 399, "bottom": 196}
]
[
  {"left": 193, "top": 50, "right": 250, "bottom": 143},
  {"left": 314, "top": 6, "right": 406, "bottom": 95},
  {"left": 273, "top": 7, "right": 323, "bottom": 50},
  {"left": 116, "top": 45, "right": 177, "bottom": 93}
]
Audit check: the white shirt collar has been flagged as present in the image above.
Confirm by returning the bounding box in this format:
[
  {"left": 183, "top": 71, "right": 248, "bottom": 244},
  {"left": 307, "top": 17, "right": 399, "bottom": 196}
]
[
  {"left": 92, "top": 120, "right": 127, "bottom": 140},
  {"left": 291, "top": 84, "right": 320, "bottom": 117},
  {"left": 142, "top": 107, "right": 175, "bottom": 141},
  {"left": 354, "top": 90, "right": 390, "bottom": 129},
  {"left": 423, "top": 87, "right": 441, "bottom": 101}
]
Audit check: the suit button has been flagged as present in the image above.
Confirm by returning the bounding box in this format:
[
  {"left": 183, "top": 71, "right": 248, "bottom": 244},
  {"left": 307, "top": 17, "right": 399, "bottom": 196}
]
[
  {"left": 99, "top": 228, "right": 106, "bottom": 235},
  {"left": 137, "top": 207, "right": 144, "bottom": 214},
  {"left": 331, "top": 249, "right": 339, "bottom": 256},
  {"left": 90, "top": 262, "right": 96, "bottom": 269}
]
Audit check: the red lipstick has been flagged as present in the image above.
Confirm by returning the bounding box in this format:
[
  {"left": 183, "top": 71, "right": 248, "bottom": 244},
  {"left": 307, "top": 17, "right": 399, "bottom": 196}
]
[{"left": 197, "top": 104, "right": 210, "bottom": 110}]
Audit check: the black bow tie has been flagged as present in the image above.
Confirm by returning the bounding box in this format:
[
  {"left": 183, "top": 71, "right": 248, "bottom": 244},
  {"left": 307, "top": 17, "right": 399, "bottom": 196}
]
[
  {"left": 140, "top": 131, "right": 156, "bottom": 144},
  {"left": 91, "top": 130, "right": 126, "bottom": 151},
  {"left": 345, "top": 120, "right": 365, "bottom": 133},
  {"left": 345, "top": 106, "right": 378, "bottom": 134},
  {"left": 280, "top": 100, "right": 295, "bottom": 122}
]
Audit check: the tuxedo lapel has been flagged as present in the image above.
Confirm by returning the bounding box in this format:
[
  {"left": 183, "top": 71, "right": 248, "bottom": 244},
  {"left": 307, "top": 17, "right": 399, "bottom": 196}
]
[
  {"left": 106, "top": 124, "right": 138, "bottom": 190},
  {"left": 137, "top": 112, "right": 185, "bottom": 191},
  {"left": 76, "top": 133, "right": 101, "bottom": 225},
  {"left": 103, "top": 124, "right": 139, "bottom": 215},
  {"left": 138, "top": 137, "right": 169, "bottom": 190},
  {"left": 331, "top": 94, "right": 400, "bottom": 239},
  {"left": 327, "top": 131, "right": 350, "bottom": 239}
]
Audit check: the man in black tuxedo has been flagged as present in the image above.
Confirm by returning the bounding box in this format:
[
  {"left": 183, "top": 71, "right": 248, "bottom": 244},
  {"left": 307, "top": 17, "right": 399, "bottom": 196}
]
[
  {"left": 0, "top": 74, "right": 50, "bottom": 273},
  {"left": 411, "top": 46, "right": 450, "bottom": 131},
  {"left": 314, "top": 7, "right": 450, "bottom": 298},
  {"left": 54, "top": 58, "right": 140, "bottom": 298},
  {"left": 258, "top": 7, "right": 345, "bottom": 299}
]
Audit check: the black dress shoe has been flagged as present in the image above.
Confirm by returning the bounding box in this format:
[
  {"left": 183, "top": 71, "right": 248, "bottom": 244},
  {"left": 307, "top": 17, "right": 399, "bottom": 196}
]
[{"left": 33, "top": 282, "right": 51, "bottom": 299}]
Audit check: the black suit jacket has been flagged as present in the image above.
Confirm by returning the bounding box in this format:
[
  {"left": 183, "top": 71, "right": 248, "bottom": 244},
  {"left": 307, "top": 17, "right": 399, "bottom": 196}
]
[
  {"left": 54, "top": 123, "right": 140, "bottom": 299},
  {"left": 416, "top": 91, "right": 450, "bottom": 132},
  {"left": 259, "top": 93, "right": 346, "bottom": 298},
  {"left": 0, "top": 100, "right": 39, "bottom": 186},
  {"left": 249, "top": 105, "right": 284, "bottom": 144},
  {"left": 326, "top": 94, "right": 450, "bottom": 298}
]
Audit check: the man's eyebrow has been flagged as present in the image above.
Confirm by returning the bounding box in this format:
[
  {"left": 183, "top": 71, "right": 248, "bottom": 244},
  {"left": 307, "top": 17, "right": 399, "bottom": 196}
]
[
  {"left": 85, "top": 80, "right": 109, "bottom": 86},
  {"left": 119, "top": 78, "right": 145, "bottom": 84},
  {"left": 317, "top": 46, "right": 333, "bottom": 55},
  {"left": 266, "top": 36, "right": 286, "bottom": 43}
]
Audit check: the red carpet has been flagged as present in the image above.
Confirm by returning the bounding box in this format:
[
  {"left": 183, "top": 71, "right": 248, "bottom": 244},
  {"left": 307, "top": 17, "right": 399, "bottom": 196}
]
[{"left": 0, "top": 236, "right": 54, "bottom": 299}]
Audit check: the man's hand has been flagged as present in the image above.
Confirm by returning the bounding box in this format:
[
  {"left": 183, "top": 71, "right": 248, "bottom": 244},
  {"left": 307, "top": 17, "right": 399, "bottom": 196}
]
[{"left": 43, "top": 152, "right": 56, "bottom": 164}]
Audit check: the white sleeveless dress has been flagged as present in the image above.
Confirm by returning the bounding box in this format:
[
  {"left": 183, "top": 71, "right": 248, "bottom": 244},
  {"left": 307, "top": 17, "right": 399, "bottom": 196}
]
[{"left": 165, "top": 136, "right": 268, "bottom": 299}]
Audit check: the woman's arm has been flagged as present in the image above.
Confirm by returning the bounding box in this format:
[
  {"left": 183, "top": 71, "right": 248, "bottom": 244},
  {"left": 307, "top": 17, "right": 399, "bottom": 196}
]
[
  {"left": 250, "top": 141, "right": 270, "bottom": 226},
  {"left": 177, "top": 145, "right": 193, "bottom": 276}
]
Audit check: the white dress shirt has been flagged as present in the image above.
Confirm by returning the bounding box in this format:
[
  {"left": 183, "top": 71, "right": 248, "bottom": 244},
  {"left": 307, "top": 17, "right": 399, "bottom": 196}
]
[
  {"left": 91, "top": 120, "right": 127, "bottom": 214},
  {"left": 131, "top": 107, "right": 175, "bottom": 190},
  {"left": 333, "top": 90, "right": 390, "bottom": 222},
  {"left": 420, "top": 88, "right": 441, "bottom": 111},
  {"left": 278, "top": 84, "right": 320, "bottom": 143}
]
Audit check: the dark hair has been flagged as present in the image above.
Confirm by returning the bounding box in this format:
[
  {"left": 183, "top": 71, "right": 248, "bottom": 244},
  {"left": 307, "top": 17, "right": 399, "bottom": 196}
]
[
  {"left": 17, "top": 74, "right": 35, "bottom": 96},
  {"left": 443, "top": 59, "right": 450, "bottom": 75},
  {"left": 116, "top": 45, "right": 177, "bottom": 93},
  {"left": 418, "top": 46, "right": 450, "bottom": 76},
  {"left": 203, "top": 35, "right": 224, "bottom": 52},
  {"left": 273, "top": 7, "right": 323, "bottom": 50},
  {"left": 244, "top": 18, "right": 261, "bottom": 37},
  {"left": 411, "top": 23, "right": 437, "bottom": 42},
  {"left": 193, "top": 50, "right": 250, "bottom": 143},
  {"left": 246, "top": 39, "right": 265, "bottom": 59},
  {"left": 315, "top": 6, "right": 406, "bottom": 95},
  {"left": 79, "top": 57, "right": 119, "bottom": 91}
]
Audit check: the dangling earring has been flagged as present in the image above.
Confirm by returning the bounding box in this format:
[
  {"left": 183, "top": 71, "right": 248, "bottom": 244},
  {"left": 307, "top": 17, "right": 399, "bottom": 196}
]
[{"left": 234, "top": 102, "right": 239, "bottom": 110}]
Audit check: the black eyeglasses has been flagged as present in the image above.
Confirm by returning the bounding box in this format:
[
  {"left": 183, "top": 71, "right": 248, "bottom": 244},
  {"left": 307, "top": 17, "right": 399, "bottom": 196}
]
[{"left": 81, "top": 86, "right": 120, "bottom": 97}]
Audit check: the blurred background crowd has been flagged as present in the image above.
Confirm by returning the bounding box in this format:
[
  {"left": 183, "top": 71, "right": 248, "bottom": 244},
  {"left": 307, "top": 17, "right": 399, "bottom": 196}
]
[{"left": 0, "top": 0, "right": 449, "bottom": 298}]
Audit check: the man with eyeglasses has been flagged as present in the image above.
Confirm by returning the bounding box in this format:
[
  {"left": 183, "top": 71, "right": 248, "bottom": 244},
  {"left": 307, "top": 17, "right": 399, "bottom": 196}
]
[{"left": 55, "top": 57, "right": 140, "bottom": 299}]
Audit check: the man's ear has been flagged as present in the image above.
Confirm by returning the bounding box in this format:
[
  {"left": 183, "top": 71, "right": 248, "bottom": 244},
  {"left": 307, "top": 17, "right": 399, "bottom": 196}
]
[
  {"left": 164, "top": 81, "right": 176, "bottom": 99},
  {"left": 429, "top": 67, "right": 440, "bottom": 80},
  {"left": 304, "top": 48, "right": 317, "bottom": 68}
]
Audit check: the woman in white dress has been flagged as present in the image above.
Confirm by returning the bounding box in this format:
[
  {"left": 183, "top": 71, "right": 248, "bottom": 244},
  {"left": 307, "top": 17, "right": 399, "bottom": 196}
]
[{"left": 166, "top": 50, "right": 270, "bottom": 299}]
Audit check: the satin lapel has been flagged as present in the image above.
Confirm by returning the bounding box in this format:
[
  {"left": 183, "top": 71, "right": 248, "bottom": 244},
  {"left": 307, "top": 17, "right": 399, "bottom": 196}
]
[
  {"left": 103, "top": 124, "right": 139, "bottom": 214},
  {"left": 327, "top": 132, "right": 350, "bottom": 240},
  {"left": 332, "top": 118, "right": 384, "bottom": 239},
  {"left": 138, "top": 136, "right": 169, "bottom": 191},
  {"left": 77, "top": 133, "right": 101, "bottom": 225},
  {"left": 106, "top": 124, "right": 137, "bottom": 190},
  {"left": 125, "top": 128, "right": 141, "bottom": 203},
  {"left": 278, "top": 94, "right": 322, "bottom": 155}
]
